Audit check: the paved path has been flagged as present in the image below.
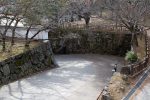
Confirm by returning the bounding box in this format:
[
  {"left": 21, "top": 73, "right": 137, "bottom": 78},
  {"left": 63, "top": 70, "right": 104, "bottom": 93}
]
[
  {"left": 123, "top": 69, "right": 150, "bottom": 100},
  {"left": 0, "top": 54, "right": 124, "bottom": 100},
  {"left": 130, "top": 70, "right": 150, "bottom": 100}
]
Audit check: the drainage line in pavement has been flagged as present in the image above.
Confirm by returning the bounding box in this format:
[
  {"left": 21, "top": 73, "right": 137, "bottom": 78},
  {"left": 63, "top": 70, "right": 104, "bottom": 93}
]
[{"left": 122, "top": 68, "right": 150, "bottom": 100}]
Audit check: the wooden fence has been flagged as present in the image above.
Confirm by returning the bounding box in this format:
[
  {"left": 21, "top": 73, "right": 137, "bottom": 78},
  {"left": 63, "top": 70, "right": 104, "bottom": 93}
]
[
  {"left": 121, "top": 33, "right": 149, "bottom": 77},
  {"left": 59, "top": 23, "right": 128, "bottom": 32},
  {"left": 97, "top": 32, "right": 149, "bottom": 100}
]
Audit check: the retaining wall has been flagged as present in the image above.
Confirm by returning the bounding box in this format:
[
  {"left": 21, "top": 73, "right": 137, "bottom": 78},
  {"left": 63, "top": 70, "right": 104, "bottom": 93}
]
[
  {"left": 0, "top": 42, "right": 54, "bottom": 85},
  {"left": 51, "top": 31, "right": 132, "bottom": 56}
]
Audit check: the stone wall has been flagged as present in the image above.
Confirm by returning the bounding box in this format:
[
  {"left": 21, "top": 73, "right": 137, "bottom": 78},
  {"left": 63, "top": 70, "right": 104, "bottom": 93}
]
[
  {"left": 0, "top": 42, "right": 54, "bottom": 85},
  {"left": 51, "top": 31, "right": 132, "bottom": 56}
]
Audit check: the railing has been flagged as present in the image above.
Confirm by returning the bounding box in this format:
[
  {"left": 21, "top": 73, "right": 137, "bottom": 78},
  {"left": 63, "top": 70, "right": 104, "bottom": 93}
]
[
  {"left": 129, "top": 57, "right": 148, "bottom": 77},
  {"left": 97, "top": 89, "right": 105, "bottom": 100},
  {"left": 121, "top": 33, "right": 149, "bottom": 77},
  {"left": 59, "top": 23, "right": 128, "bottom": 32},
  {"left": 97, "top": 32, "right": 149, "bottom": 100}
]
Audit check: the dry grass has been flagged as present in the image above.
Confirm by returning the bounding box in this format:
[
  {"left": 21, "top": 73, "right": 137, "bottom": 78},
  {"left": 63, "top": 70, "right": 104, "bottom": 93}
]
[
  {"left": 0, "top": 42, "right": 39, "bottom": 61},
  {"left": 108, "top": 73, "right": 130, "bottom": 100}
]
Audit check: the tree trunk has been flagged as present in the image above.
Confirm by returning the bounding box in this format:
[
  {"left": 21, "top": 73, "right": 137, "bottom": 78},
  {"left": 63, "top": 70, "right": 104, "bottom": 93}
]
[
  {"left": 84, "top": 17, "right": 90, "bottom": 27},
  {"left": 2, "top": 37, "right": 6, "bottom": 52},
  {"left": 2, "top": 16, "right": 16, "bottom": 51},
  {"left": 100, "top": 10, "right": 103, "bottom": 17},
  {"left": 25, "top": 41, "right": 30, "bottom": 48},
  {"left": 11, "top": 20, "right": 19, "bottom": 46},
  {"left": 115, "top": 16, "right": 118, "bottom": 29},
  {"left": 2, "top": 29, "right": 10, "bottom": 52},
  {"left": 78, "top": 15, "right": 82, "bottom": 21},
  {"left": 131, "top": 32, "right": 138, "bottom": 54},
  {"left": 71, "top": 14, "right": 74, "bottom": 22},
  {"left": 25, "top": 25, "right": 32, "bottom": 48},
  {"left": 25, "top": 28, "right": 44, "bottom": 47}
]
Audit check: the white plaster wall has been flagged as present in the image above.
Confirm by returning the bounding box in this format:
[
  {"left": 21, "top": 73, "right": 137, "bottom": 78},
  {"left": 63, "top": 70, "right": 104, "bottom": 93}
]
[{"left": 1, "top": 27, "right": 48, "bottom": 39}]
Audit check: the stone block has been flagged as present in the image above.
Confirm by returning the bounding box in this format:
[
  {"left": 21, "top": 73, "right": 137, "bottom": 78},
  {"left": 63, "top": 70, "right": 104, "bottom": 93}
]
[
  {"left": 0, "top": 71, "right": 3, "bottom": 78},
  {"left": 101, "top": 92, "right": 112, "bottom": 100},
  {"left": 3, "top": 65, "right": 10, "bottom": 76},
  {"left": 1, "top": 77, "right": 9, "bottom": 84},
  {"left": 9, "top": 63, "right": 16, "bottom": 74},
  {"left": 11, "top": 74, "right": 18, "bottom": 80}
]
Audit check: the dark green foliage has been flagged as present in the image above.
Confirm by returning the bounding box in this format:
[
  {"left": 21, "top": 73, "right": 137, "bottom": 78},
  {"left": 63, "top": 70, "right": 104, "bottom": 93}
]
[
  {"left": 14, "top": 60, "right": 25, "bottom": 67},
  {"left": 125, "top": 51, "right": 138, "bottom": 63}
]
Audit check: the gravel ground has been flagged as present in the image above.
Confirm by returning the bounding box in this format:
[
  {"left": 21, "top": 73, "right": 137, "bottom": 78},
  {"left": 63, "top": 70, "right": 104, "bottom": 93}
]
[{"left": 0, "top": 54, "right": 124, "bottom": 100}]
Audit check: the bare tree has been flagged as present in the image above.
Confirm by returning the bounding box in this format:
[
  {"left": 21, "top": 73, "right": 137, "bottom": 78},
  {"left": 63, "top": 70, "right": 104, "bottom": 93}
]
[
  {"left": 0, "top": 0, "right": 69, "bottom": 51},
  {"left": 100, "top": 0, "right": 150, "bottom": 50},
  {"left": 67, "top": 0, "right": 93, "bottom": 26},
  {"left": 0, "top": 0, "right": 18, "bottom": 51},
  {"left": 18, "top": 0, "right": 68, "bottom": 47}
]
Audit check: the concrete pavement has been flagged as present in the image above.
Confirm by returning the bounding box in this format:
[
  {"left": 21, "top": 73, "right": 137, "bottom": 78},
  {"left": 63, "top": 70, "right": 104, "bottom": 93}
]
[
  {"left": 0, "top": 54, "right": 124, "bottom": 100},
  {"left": 130, "top": 71, "right": 150, "bottom": 100}
]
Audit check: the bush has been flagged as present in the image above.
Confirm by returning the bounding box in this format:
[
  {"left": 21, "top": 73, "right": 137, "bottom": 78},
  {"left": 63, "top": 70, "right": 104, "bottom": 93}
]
[{"left": 125, "top": 51, "right": 138, "bottom": 63}]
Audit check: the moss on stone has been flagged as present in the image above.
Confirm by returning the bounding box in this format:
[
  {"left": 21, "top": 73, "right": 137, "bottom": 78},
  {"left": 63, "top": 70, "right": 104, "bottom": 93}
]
[
  {"left": 14, "top": 60, "right": 24, "bottom": 67},
  {"left": 47, "top": 57, "right": 52, "bottom": 65}
]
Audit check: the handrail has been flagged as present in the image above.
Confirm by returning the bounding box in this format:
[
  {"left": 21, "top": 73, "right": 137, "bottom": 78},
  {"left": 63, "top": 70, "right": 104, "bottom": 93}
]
[
  {"left": 59, "top": 23, "right": 128, "bottom": 32},
  {"left": 97, "top": 89, "right": 104, "bottom": 100},
  {"left": 122, "top": 67, "right": 150, "bottom": 100}
]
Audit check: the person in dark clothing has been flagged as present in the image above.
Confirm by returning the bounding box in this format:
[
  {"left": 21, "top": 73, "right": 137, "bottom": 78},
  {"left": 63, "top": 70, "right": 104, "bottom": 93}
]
[
  {"left": 114, "top": 64, "right": 118, "bottom": 72},
  {"left": 112, "top": 63, "right": 118, "bottom": 74}
]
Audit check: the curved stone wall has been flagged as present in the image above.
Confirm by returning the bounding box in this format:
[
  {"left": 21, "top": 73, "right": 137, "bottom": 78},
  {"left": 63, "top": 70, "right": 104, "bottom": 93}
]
[
  {"left": 51, "top": 31, "right": 132, "bottom": 56},
  {"left": 0, "top": 42, "right": 54, "bottom": 85}
]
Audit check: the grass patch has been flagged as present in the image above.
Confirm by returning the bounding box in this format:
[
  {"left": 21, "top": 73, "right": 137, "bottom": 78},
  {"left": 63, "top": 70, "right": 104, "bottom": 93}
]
[
  {"left": 108, "top": 73, "right": 130, "bottom": 100},
  {"left": 0, "top": 42, "right": 39, "bottom": 61}
]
